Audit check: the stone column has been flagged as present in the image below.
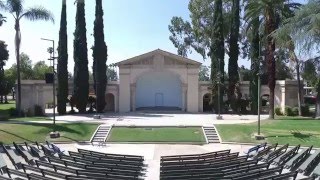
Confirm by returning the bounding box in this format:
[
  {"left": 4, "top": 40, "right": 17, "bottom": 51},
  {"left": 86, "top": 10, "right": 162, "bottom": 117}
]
[
  {"left": 181, "top": 85, "right": 187, "bottom": 111},
  {"left": 186, "top": 66, "right": 199, "bottom": 113},
  {"left": 119, "top": 67, "right": 131, "bottom": 112},
  {"left": 131, "top": 84, "right": 136, "bottom": 111}
]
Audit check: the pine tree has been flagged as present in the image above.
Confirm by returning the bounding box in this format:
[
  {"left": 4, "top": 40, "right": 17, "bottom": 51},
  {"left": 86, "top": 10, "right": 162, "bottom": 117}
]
[
  {"left": 57, "top": 0, "right": 68, "bottom": 115},
  {"left": 93, "top": 0, "right": 107, "bottom": 113},
  {"left": 73, "top": 0, "right": 89, "bottom": 113},
  {"left": 228, "top": 0, "right": 240, "bottom": 111}
]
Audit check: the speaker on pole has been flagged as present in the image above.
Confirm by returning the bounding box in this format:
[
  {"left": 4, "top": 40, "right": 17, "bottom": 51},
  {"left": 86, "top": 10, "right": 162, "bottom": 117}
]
[{"left": 45, "top": 73, "right": 54, "bottom": 84}]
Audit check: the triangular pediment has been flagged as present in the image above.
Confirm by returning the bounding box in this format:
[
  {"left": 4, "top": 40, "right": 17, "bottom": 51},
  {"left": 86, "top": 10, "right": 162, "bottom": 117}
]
[{"left": 116, "top": 49, "right": 201, "bottom": 66}]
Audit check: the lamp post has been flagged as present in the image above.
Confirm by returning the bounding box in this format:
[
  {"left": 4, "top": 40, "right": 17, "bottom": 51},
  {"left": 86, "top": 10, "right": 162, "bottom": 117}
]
[
  {"left": 255, "top": 42, "right": 264, "bottom": 140},
  {"left": 41, "top": 38, "right": 57, "bottom": 129},
  {"left": 217, "top": 58, "right": 223, "bottom": 120}
]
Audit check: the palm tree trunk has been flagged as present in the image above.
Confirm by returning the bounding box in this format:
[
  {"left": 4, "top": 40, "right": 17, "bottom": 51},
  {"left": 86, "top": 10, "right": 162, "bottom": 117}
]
[
  {"left": 296, "top": 60, "right": 302, "bottom": 116},
  {"left": 315, "top": 82, "right": 320, "bottom": 118},
  {"left": 266, "top": 9, "right": 276, "bottom": 119},
  {"left": 15, "top": 20, "right": 22, "bottom": 116}
]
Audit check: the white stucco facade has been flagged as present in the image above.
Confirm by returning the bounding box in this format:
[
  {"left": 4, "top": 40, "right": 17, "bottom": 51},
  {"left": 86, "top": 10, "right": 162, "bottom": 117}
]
[{"left": 18, "top": 49, "right": 300, "bottom": 115}]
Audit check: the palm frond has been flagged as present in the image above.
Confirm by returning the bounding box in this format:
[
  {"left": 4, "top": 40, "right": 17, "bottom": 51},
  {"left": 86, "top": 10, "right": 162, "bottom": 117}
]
[
  {"left": 21, "top": 6, "right": 54, "bottom": 23},
  {"left": 6, "top": 0, "right": 23, "bottom": 14}
]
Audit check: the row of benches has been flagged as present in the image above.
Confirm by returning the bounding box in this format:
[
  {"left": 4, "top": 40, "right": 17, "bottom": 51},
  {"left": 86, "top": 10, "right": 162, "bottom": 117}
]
[
  {"left": 0, "top": 141, "right": 146, "bottom": 180},
  {"left": 160, "top": 143, "right": 320, "bottom": 179}
]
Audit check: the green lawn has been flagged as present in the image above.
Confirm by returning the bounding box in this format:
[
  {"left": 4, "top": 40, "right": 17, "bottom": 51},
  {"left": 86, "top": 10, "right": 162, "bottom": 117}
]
[
  {"left": 0, "top": 101, "right": 15, "bottom": 117},
  {"left": 8, "top": 117, "right": 51, "bottom": 122},
  {"left": 215, "top": 118, "right": 320, "bottom": 147},
  {"left": 108, "top": 127, "right": 206, "bottom": 143},
  {"left": 0, "top": 123, "right": 99, "bottom": 144}
]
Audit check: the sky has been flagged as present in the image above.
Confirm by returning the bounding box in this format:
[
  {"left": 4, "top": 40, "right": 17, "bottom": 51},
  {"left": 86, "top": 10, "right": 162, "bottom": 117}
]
[{"left": 0, "top": 0, "right": 308, "bottom": 73}]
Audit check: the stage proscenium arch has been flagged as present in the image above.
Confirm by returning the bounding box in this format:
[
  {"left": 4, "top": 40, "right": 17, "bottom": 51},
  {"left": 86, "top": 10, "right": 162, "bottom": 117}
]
[{"left": 135, "top": 71, "right": 182, "bottom": 110}]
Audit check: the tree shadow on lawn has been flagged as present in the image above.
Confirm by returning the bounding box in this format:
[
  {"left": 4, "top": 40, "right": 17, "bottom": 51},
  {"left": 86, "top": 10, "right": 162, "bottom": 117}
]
[
  {"left": 266, "top": 130, "right": 319, "bottom": 142},
  {"left": 30, "top": 123, "right": 83, "bottom": 135},
  {"left": 0, "top": 129, "right": 34, "bottom": 144}
]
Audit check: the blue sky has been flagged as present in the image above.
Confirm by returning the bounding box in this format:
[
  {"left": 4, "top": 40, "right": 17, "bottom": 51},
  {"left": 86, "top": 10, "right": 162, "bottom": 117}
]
[{"left": 0, "top": 0, "right": 307, "bottom": 72}]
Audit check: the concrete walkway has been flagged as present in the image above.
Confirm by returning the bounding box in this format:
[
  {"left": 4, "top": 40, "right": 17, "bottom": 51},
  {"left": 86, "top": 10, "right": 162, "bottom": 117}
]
[{"left": 42, "top": 108, "right": 269, "bottom": 126}]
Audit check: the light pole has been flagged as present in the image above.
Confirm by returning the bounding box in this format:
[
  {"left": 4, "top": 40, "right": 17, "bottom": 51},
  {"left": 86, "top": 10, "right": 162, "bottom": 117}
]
[
  {"left": 217, "top": 58, "right": 223, "bottom": 120},
  {"left": 41, "top": 38, "right": 56, "bottom": 126},
  {"left": 256, "top": 42, "right": 264, "bottom": 139}
]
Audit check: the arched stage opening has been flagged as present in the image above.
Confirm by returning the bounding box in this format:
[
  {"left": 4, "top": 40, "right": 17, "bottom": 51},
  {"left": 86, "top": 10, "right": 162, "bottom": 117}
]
[
  {"left": 105, "top": 93, "right": 115, "bottom": 112},
  {"left": 135, "top": 71, "right": 182, "bottom": 111},
  {"left": 203, "top": 93, "right": 212, "bottom": 112}
]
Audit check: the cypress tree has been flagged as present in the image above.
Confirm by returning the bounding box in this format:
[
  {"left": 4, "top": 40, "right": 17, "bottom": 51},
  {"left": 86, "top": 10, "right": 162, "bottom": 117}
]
[
  {"left": 57, "top": 0, "right": 68, "bottom": 115},
  {"left": 73, "top": 0, "right": 89, "bottom": 113},
  {"left": 228, "top": 0, "right": 240, "bottom": 109},
  {"left": 93, "top": 0, "right": 107, "bottom": 113},
  {"left": 210, "top": 0, "right": 225, "bottom": 111},
  {"left": 249, "top": 17, "right": 260, "bottom": 114}
]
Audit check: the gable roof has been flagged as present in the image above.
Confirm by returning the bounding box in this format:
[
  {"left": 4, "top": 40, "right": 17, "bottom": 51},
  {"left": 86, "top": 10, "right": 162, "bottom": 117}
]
[{"left": 115, "top": 49, "right": 202, "bottom": 66}]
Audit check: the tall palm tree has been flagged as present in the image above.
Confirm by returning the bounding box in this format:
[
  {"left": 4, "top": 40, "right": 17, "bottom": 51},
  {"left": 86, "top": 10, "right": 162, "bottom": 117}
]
[
  {"left": 277, "top": 0, "right": 320, "bottom": 117},
  {"left": 245, "top": 0, "right": 300, "bottom": 119},
  {"left": 271, "top": 29, "right": 303, "bottom": 116},
  {"left": 0, "top": 0, "right": 54, "bottom": 114}
]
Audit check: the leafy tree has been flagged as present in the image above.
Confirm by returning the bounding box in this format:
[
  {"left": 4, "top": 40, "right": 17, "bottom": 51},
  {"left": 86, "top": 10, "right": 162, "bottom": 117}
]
[
  {"left": 0, "top": 14, "right": 5, "bottom": 26},
  {"left": 277, "top": 0, "right": 320, "bottom": 117},
  {"left": 73, "top": 0, "right": 89, "bottom": 113},
  {"left": 92, "top": 0, "right": 107, "bottom": 113},
  {"left": 0, "top": 1, "right": 5, "bottom": 26},
  {"left": 32, "top": 61, "right": 51, "bottom": 80},
  {"left": 244, "top": 0, "right": 300, "bottom": 119},
  {"left": 0, "top": 0, "right": 54, "bottom": 115},
  {"left": 107, "top": 66, "right": 118, "bottom": 81},
  {"left": 57, "top": 0, "right": 68, "bottom": 115},
  {"left": 0, "top": 40, "right": 9, "bottom": 103},
  {"left": 228, "top": 0, "right": 240, "bottom": 106},
  {"left": 199, "top": 65, "right": 210, "bottom": 81}
]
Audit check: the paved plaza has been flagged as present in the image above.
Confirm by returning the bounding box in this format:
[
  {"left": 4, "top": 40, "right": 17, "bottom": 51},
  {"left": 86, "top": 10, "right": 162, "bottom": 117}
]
[{"left": 44, "top": 108, "right": 269, "bottom": 126}]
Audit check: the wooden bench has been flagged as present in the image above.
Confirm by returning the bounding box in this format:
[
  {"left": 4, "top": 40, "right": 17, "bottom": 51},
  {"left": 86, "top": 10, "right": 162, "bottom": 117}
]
[
  {"left": 262, "top": 143, "right": 288, "bottom": 162},
  {"left": 161, "top": 149, "right": 231, "bottom": 162},
  {"left": 226, "top": 166, "right": 283, "bottom": 180},
  {"left": 6, "top": 168, "right": 28, "bottom": 179},
  {"left": 0, "top": 154, "right": 7, "bottom": 175},
  {"left": 245, "top": 142, "right": 267, "bottom": 158},
  {"left": 46, "top": 141, "right": 65, "bottom": 154},
  {"left": 1, "top": 145, "right": 22, "bottom": 169},
  {"left": 285, "top": 146, "right": 312, "bottom": 169},
  {"left": 160, "top": 161, "right": 266, "bottom": 178},
  {"left": 161, "top": 152, "right": 240, "bottom": 167},
  {"left": 77, "top": 148, "right": 143, "bottom": 160},
  {"left": 258, "top": 171, "right": 298, "bottom": 180},
  {"left": 298, "top": 149, "right": 320, "bottom": 173},
  {"left": 47, "top": 156, "right": 143, "bottom": 174},
  {"left": 252, "top": 143, "right": 278, "bottom": 159},
  {"left": 273, "top": 144, "right": 300, "bottom": 165},
  {"left": 311, "top": 163, "right": 320, "bottom": 177},
  {"left": 58, "top": 154, "right": 143, "bottom": 171},
  {"left": 69, "top": 151, "right": 144, "bottom": 166},
  {"left": 160, "top": 158, "right": 255, "bottom": 173},
  {"left": 0, "top": 174, "right": 11, "bottom": 180},
  {"left": 13, "top": 142, "right": 34, "bottom": 165}
]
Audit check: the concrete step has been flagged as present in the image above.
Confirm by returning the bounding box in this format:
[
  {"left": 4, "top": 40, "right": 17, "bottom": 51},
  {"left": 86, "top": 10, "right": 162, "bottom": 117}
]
[
  {"left": 203, "top": 126, "right": 220, "bottom": 144},
  {"left": 91, "top": 126, "right": 112, "bottom": 143}
]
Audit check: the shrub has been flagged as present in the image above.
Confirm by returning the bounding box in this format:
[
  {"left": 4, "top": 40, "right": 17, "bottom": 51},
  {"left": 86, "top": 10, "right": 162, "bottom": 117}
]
[
  {"left": 8, "top": 108, "right": 25, "bottom": 117},
  {"left": 301, "top": 105, "right": 310, "bottom": 116},
  {"left": 275, "top": 107, "right": 283, "bottom": 116},
  {"left": 34, "top": 105, "right": 44, "bottom": 116},
  {"left": 292, "top": 107, "right": 299, "bottom": 116},
  {"left": 284, "top": 106, "right": 299, "bottom": 116}
]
